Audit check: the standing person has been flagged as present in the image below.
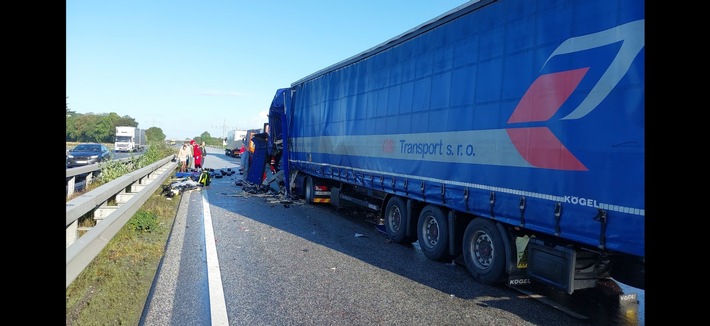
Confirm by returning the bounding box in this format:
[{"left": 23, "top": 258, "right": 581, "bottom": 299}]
[
  {"left": 191, "top": 139, "right": 203, "bottom": 170},
  {"left": 177, "top": 142, "right": 189, "bottom": 172},
  {"left": 240, "top": 143, "right": 250, "bottom": 180},
  {"left": 200, "top": 141, "right": 207, "bottom": 167},
  {"left": 186, "top": 140, "right": 194, "bottom": 171}
]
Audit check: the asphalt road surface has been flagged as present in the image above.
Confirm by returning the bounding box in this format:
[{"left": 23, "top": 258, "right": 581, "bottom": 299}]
[{"left": 140, "top": 152, "right": 644, "bottom": 326}]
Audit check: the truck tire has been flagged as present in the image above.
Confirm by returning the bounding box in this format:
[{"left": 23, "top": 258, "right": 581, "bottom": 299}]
[
  {"left": 304, "top": 176, "right": 315, "bottom": 204},
  {"left": 384, "top": 196, "right": 413, "bottom": 244},
  {"left": 463, "top": 218, "right": 505, "bottom": 285},
  {"left": 417, "top": 205, "right": 449, "bottom": 261}
]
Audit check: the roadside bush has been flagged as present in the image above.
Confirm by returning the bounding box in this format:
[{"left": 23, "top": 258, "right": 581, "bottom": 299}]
[
  {"left": 95, "top": 142, "right": 177, "bottom": 186},
  {"left": 127, "top": 210, "right": 158, "bottom": 232}
]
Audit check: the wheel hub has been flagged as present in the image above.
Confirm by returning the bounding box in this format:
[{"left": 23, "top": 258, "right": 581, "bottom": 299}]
[{"left": 474, "top": 233, "right": 493, "bottom": 267}]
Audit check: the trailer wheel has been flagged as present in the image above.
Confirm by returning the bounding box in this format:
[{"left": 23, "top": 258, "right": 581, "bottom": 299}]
[
  {"left": 463, "top": 218, "right": 505, "bottom": 285},
  {"left": 417, "top": 205, "right": 449, "bottom": 261},
  {"left": 384, "top": 196, "right": 413, "bottom": 243},
  {"left": 304, "top": 176, "right": 315, "bottom": 204}
]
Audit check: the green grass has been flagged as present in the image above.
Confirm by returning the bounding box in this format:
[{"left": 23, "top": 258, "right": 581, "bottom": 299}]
[{"left": 66, "top": 142, "right": 180, "bottom": 325}]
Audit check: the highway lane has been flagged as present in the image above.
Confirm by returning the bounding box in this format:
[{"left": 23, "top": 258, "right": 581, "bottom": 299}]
[{"left": 140, "top": 152, "right": 644, "bottom": 326}]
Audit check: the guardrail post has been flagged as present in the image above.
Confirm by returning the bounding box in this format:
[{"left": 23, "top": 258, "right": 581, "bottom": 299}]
[
  {"left": 132, "top": 178, "right": 147, "bottom": 192},
  {"left": 85, "top": 172, "right": 94, "bottom": 186},
  {"left": 67, "top": 176, "right": 76, "bottom": 198},
  {"left": 94, "top": 200, "right": 119, "bottom": 223},
  {"left": 116, "top": 187, "right": 134, "bottom": 204},
  {"left": 66, "top": 220, "right": 78, "bottom": 248}
]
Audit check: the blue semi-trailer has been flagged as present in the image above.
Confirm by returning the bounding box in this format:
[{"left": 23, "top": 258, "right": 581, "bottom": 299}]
[{"left": 265, "top": 0, "right": 644, "bottom": 294}]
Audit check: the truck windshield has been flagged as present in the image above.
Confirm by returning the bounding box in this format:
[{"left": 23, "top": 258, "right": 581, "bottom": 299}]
[{"left": 116, "top": 136, "right": 132, "bottom": 142}]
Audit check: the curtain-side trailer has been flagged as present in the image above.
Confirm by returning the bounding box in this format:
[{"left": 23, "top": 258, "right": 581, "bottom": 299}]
[{"left": 266, "top": 0, "right": 644, "bottom": 294}]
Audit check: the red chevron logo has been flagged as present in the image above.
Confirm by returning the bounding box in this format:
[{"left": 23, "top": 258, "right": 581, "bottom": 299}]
[{"left": 507, "top": 69, "right": 589, "bottom": 171}]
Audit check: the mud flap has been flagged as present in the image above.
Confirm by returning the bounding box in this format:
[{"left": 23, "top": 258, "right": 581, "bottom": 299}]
[{"left": 507, "top": 235, "right": 532, "bottom": 287}]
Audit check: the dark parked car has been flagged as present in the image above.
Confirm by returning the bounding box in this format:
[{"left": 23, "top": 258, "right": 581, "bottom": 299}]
[{"left": 66, "top": 143, "right": 112, "bottom": 168}]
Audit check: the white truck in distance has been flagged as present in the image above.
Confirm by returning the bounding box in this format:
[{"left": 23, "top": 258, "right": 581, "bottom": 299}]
[
  {"left": 224, "top": 129, "right": 247, "bottom": 157},
  {"left": 115, "top": 126, "right": 146, "bottom": 152}
]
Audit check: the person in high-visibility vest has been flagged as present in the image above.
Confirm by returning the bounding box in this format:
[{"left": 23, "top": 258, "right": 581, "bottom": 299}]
[{"left": 248, "top": 138, "right": 255, "bottom": 154}]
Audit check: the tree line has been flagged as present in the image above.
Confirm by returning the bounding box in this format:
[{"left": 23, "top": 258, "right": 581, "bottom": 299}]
[{"left": 66, "top": 98, "right": 221, "bottom": 146}]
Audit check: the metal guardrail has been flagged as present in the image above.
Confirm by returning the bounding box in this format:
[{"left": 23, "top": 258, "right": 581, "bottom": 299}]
[
  {"left": 66, "top": 155, "right": 177, "bottom": 288},
  {"left": 66, "top": 156, "right": 139, "bottom": 198}
]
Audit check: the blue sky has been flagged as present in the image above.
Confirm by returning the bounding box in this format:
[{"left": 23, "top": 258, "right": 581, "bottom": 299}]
[{"left": 67, "top": 0, "right": 471, "bottom": 140}]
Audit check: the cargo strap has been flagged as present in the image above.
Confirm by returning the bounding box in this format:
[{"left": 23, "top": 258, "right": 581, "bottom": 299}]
[
  {"left": 464, "top": 188, "right": 469, "bottom": 212},
  {"left": 554, "top": 203, "right": 562, "bottom": 236},
  {"left": 519, "top": 196, "right": 526, "bottom": 227},
  {"left": 440, "top": 184, "right": 446, "bottom": 204},
  {"left": 489, "top": 192, "right": 496, "bottom": 219},
  {"left": 421, "top": 182, "right": 426, "bottom": 202},
  {"left": 593, "top": 209, "right": 607, "bottom": 249}
]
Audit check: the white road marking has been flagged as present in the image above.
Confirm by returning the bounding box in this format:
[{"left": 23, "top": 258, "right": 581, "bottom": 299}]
[{"left": 202, "top": 190, "right": 229, "bottom": 325}]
